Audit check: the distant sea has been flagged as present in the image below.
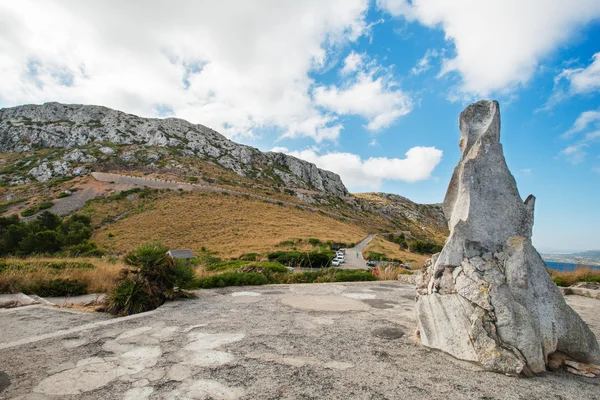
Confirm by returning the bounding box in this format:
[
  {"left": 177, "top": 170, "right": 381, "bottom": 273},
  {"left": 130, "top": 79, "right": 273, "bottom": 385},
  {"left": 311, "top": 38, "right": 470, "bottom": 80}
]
[{"left": 545, "top": 261, "right": 600, "bottom": 272}]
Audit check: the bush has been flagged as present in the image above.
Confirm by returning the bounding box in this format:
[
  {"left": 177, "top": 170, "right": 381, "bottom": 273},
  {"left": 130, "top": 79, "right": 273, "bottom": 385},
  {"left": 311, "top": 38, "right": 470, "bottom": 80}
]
[
  {"left": 57, "top": 192, "right": 71, "bottom": 199},
  {"left": 34, "top": 279, "right": 88, "bottom": 297},
  {"left": 553, "top": 277, "right": 569, "bottom": 287},
  {"left": 193, "top": 272, "right": 268, "bottom": 289},
  {"left": 38, "top": 201, "right": 54, "bottom": 210},
  {"left": 282, "top": 268, "right": 376, "bottom": 284},
  {"left": 0, "top": 212, "right": 96, "bottom": 256},
  {"left": 21, "top": 207, "right": 38, "bottom": 217},
  {"left": 188, "top": 176, "right": 199, "bottom": 182},
  {"left": 408, "top": 240, "right": 443, "bottom": 255},
  {"left": 106, "top": 242, "right": 196, "bottom": 316},
  {"left": 267, "top": 250, "right": 334, "bottom": 268},
  {"left": 308, "top": 238, "right": 321, "bottom": 246}
]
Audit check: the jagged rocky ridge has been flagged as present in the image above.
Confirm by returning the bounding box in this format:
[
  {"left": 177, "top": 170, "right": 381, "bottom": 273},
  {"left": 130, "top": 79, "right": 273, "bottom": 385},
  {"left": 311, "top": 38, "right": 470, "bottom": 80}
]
[
  {"left": 0, "top": 102, "right": 348, "bottom": 196},
  {"left": 416, "top": 100, "right": 600, "bottom": 375}
]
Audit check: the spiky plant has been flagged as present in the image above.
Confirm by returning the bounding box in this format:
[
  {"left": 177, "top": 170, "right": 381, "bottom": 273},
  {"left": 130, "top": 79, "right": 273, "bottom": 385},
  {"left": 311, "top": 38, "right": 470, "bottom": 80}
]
[{"left": 106, "top": 242, "right": 195, "bottom": 316}]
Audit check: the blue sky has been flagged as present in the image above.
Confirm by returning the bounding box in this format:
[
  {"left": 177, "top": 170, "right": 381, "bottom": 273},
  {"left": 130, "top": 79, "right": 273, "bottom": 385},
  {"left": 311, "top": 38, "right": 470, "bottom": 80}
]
[{"left": 0, "top": 1, "right": 599, "bottom": 252}]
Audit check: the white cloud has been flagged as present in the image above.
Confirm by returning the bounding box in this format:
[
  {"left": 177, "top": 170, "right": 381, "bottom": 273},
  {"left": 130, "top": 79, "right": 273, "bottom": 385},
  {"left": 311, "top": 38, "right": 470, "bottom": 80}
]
[
  {"left": 340, "top": 52, "right": 365, "bottom": 75},
  {"left": 562, "top": 109, "right": 600, "bottom": 138},
  {"left": 378, "top": 0, "right": 600, "bottom": 95},
  {"left": 560, "top": 109, "right": 600, "bottom": 164},
  {"left": 283, "top": 146, "right": 443, "bottom": 190},
  {"left": 314, "top": 70, "right": 412, "bottom": 131},
  {"left": 561, "top": 143, "right": 588, "bottom": 164},
  {"left": 0, "top": 0, "right": 371, "bottom": 142},
  {"left": 411, "top": 49, "right": 439, "bottom": 75},
  {"left": 368, "top": 139, "right": 379, "bottom": 147},
  {"left": 270, "top": 146, "right": 289, "bottom": 153},
  {"left": 562, "top": 52, "right": 600, "bottom": 94},
  {"left": 544, "top": 52, "right": 600, "bottom": 108}
]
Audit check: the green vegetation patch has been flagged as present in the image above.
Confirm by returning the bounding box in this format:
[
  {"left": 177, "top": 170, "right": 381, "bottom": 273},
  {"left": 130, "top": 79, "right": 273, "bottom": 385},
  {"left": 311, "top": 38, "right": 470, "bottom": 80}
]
[
  {"left": 0, "top": 198, "right": 27, "bottom": 213},
  {"left": 267, "top": 250, "right": 335, "bottom": 268}
]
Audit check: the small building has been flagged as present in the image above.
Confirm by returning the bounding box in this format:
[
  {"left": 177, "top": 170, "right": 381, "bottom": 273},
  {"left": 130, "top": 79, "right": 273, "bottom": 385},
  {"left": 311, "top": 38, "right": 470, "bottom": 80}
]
[{"left": 167, "top": 250, "right": 196, "bottom": 265}]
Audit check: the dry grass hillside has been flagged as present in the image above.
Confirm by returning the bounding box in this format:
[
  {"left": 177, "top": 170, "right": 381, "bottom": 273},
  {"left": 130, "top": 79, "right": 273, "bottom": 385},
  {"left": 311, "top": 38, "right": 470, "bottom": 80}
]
[
  {"left": 363, "top": 235, "right": 431, "bottom": 269},
  {"left": 91, "top": 190, "right": 368, "bottom": 258},
  {"left": 354, "top": 192, "right": 448, "bottom": 244}
]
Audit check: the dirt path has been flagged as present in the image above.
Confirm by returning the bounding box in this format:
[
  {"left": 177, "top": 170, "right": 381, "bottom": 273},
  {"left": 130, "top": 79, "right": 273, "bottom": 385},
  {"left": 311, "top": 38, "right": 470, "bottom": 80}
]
[{"left": 90, "top": 172, "right": 354, "bottom": 222}]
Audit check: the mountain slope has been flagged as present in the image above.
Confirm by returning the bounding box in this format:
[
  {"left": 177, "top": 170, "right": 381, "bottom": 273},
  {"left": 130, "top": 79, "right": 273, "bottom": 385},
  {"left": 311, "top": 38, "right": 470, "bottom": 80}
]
[
  {"left": 0, "top": 102, "right": 448, "bottom": 258},
  {"left": 0, "top": 102, "right": 347, "bottom": 196}
]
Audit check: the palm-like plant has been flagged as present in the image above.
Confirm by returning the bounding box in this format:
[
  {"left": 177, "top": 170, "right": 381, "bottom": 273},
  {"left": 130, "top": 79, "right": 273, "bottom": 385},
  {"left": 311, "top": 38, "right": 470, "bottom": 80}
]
[{"left": 107, "top": 242, "right": 195, "bottom": 316}]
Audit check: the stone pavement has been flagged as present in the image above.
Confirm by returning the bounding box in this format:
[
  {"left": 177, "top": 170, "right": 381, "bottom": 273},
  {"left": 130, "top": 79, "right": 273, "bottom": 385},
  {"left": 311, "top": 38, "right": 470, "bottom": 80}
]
[{"left": 0, "top": 282, "right": 598, "bottom": 399}]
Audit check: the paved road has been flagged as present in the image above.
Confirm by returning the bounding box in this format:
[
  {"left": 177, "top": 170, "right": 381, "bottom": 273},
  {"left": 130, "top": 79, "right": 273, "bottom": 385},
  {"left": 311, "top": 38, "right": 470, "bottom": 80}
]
[{"left": 340, "top": 234, "right": 375, "bottom": 270}]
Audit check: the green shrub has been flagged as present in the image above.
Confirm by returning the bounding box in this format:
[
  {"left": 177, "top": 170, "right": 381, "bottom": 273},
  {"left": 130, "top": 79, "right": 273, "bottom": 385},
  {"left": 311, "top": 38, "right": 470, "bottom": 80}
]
[
  {"left": 331, "top": 270, "right": 377, "bottom": 282},
  {"left": 106, "top": 242, "right": 196, "bottom": 316},
  {"left": 205, "top": 260, "right": 250, "bottom": 271},
  {"left": 20, "top": 207, "right": 38, "bottom": 217},
  {"left": 38, "top": 201, "right": 54, "bottom": 210},
  {"left": 193, "top": 272, "right": 268, "bottom": 289},
  {"left": 282, "top": 268, "right": 376, "bottom": 284},
  {"left": 308, "top": 238, "right": 321, "bottom": 246},
  {"left": 34, "top": 279, "right": 88, "bottom": 297},
  {"left": 56, "top": 192, "right": 71, "bottom": 199},
  {"left": 553, "top": 277, "right": 569, "bottom": 287},
  {"left": 579, "top": 276, "right": 600, "bottom": 283},
  {"left": 188, "top": 176, "right": 198, "bottom": 182},
  {"left": 267, "top": 250, "right": 334, "bottom": 268}
]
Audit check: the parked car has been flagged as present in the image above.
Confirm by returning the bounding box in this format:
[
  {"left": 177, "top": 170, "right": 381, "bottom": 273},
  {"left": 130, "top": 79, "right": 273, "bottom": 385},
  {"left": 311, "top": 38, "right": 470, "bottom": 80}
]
[
  {"left": 366, "top": 261, "right": 377, "bottom": 267},
  {"left": 336, "top": 255, "right": 345, "bottom": 263},
  {"left": 331, "top": 259, "right": 341, "bottom": 267}
]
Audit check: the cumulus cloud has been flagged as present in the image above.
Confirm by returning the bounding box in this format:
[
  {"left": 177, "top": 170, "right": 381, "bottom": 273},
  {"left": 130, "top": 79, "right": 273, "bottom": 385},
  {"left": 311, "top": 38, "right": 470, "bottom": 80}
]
[
  {"left": 314, "top": 68, "right": 412, "bottom": 131},
  {"left": 543, "top": 52, "right": 600, "bottom": 109},
  {"left": 562, "top": 109, "right": 600, "bottom": 138},
  {"left": 562, "top": 52, "right": 600, "bottom": 94},
  {"left": 378, "top": 0, "right": 600, "bottom": 95},
  {"left": 560, "top": 108, "right": 600, "bottom": 164},
  {"left": 283, "top": 146, "right": 443, "bottom": 190},
  {"left": 340, "top": 52, "right": 365, "bottom": 75},
  {"left": 0, "top": 0, "right": 372, "bottom": 142},
  {"left": 561, "top": 143, "right": 589, "bottom": 164},
  {"left": 411, "top": 49, "right": 439, "bottom": 75}
]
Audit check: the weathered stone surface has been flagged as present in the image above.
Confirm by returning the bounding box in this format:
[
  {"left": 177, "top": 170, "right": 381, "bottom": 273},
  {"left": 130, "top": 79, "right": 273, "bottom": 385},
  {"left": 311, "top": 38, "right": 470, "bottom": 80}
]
[
  {"left": 416, "top": 100, "right": 600, "bottom": 375},
  {"left": 0, "top": 102, "right": 348, "bottom": 196}
]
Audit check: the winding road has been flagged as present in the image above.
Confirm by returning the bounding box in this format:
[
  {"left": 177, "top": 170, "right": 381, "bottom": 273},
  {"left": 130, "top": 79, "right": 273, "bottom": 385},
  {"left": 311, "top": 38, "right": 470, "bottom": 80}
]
[{"left": 340, "top": 234, "right": 375, "bottom": 270}]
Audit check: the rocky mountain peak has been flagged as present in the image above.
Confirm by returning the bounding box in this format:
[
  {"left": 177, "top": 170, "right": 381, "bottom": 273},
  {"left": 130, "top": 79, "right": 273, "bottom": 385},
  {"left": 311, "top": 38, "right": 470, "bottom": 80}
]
[{"left": 0, "top": 102, "right": 348, "bottom": 197}]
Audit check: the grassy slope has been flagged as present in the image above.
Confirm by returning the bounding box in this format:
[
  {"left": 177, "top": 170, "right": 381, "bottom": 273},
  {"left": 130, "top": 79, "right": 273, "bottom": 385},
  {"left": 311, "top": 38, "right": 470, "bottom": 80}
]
[{"left": 92, "top": 190, "right": 367, "bottom": 258}]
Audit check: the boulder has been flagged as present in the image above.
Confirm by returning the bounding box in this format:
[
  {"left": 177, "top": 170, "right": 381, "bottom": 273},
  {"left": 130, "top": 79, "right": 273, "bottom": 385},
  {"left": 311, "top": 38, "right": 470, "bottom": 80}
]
[{"left": 416, "top": 100, "right": 600, "bottom": 375}]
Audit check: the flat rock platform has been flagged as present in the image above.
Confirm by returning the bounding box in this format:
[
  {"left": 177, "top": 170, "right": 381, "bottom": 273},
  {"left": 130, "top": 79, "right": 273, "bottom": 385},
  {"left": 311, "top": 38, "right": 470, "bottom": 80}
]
[{"left": 0, "top": 282, "right": 598, "bottom": 399}]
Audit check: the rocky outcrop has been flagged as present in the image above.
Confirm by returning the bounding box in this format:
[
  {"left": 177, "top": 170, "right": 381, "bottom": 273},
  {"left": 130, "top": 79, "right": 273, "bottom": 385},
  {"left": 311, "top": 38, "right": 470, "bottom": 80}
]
[
  {"left": 0, "top": 102, "right": 348, "bottom": 196},
  {"left": 416, "top": 100, "right": 600, "bottom": 375}
]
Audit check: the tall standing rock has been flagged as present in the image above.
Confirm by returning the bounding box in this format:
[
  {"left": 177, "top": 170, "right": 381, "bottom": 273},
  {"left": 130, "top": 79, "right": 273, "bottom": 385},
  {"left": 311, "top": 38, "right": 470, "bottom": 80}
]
[{"left": 416, "top": 100, "right": 600, "bottom": 375}]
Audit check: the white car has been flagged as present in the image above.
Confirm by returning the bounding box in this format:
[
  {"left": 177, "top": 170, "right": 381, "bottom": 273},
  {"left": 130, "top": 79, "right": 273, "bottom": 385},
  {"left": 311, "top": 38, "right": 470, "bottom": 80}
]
[
  {"left": 331, "top": 259, "right": 341, "bottom": 267},
  {"left": 336, "top": 255, "right": 345, "bottom": 263}
]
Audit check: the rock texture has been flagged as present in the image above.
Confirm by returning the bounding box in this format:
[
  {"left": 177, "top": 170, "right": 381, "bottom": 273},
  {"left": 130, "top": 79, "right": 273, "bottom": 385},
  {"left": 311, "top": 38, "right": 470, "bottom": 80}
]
[
  {"left": 0, "top": 102, "right": 348, "bottom": 196},
  {"left": 416, "top": 100, "right": 600, "bottom": 375}
]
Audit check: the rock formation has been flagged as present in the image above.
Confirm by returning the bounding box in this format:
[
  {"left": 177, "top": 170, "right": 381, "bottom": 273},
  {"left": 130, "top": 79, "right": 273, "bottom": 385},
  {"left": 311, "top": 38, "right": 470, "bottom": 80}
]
[
  {"left": 416, "top": 100, "right": 600, "bottom": 375},
  {"left": 0, "top": 102, "right": 348, "bottom": 196}
]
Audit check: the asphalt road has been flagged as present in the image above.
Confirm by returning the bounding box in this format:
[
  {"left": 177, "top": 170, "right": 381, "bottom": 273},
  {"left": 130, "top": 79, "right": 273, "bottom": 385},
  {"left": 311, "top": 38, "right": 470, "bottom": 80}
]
[{"left": 339, "top": 234, "right": 375, "bottom": 270}]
